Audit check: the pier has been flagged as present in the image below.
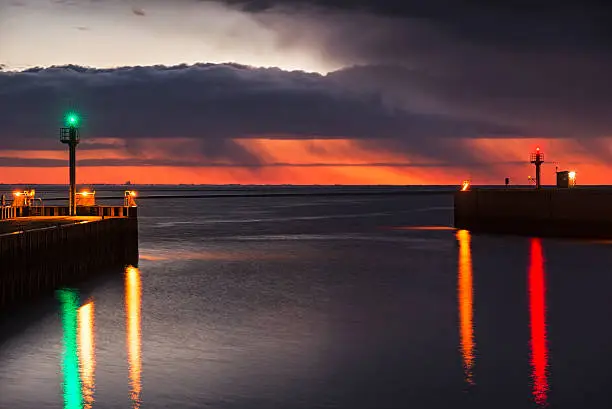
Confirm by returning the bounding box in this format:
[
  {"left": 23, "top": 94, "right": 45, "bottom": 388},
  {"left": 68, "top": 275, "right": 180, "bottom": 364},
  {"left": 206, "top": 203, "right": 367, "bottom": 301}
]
[
  {"left": 0, "top": 112, "right": 139, "bottom": 310},
  {"left": 0, "top": 206, "right": 138, "bottom": 310},
  {"left": 452, "top": 147, "right": 612, "bottom": 239},
  {"left": 454, "top": 188, "right": 612, "bottom": 239}
]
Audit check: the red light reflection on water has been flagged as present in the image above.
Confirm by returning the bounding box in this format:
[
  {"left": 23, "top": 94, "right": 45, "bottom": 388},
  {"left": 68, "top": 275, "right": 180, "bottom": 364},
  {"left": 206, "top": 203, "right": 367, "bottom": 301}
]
[{"left": 529, "top": 239, "right": 549, "bottom": 406}]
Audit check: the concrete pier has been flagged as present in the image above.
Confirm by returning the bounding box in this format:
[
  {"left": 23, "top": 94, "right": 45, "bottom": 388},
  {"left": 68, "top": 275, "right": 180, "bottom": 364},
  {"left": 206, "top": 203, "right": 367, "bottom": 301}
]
[
  {"left": 454, "top": 188, "right": 612, "bottom": 238},
  {"left": 0, "top": 206, "right": 138, "bottom": 310}
]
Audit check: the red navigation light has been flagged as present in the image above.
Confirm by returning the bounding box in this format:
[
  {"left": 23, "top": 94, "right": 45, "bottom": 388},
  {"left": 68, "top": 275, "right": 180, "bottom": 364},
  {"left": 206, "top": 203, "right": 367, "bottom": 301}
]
[{"left": 530, "top": 149, "right": 544, "bottom": 164}]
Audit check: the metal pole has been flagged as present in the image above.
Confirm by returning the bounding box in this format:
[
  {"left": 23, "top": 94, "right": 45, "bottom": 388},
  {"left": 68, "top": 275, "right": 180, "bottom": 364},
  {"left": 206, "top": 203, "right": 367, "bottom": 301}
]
[
  {"left": 536, "top": 162, "right": 541, "bottom": 189},
  {"left": 69, "top": 127, "right": 77, "bottom": 216}
]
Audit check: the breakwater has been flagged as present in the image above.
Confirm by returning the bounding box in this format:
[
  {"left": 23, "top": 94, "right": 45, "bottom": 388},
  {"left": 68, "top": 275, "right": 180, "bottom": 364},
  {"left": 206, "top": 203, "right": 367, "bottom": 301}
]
[
  {"left": 0, "top": 207, "right": 138, "bottom": 310},
  {"left": 454, "top": 188, "right": 612, "bottom": 238}
]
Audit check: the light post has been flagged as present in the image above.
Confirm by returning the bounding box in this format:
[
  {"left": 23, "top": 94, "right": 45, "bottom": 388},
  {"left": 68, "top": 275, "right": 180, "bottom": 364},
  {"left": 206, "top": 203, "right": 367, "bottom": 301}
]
[
  {"left": 60, "top": 113, "right": 80, "bottom": 216},
  {"left": 530, "top": 147, "right": 544, "bottom": 189}
]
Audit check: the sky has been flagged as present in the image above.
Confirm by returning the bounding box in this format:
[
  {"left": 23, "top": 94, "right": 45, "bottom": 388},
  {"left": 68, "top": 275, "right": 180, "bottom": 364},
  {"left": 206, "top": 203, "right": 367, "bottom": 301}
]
[{"left": 1, "top": 0, "right": 611, "bottom": 185}]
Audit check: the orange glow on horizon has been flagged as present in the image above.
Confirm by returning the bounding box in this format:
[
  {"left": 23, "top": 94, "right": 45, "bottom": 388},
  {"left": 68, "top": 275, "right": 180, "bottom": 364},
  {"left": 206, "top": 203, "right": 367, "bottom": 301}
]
[
  {"left": 126, "top": 266, "right": 142, "bottom": 408},
  {"left": 0, "top": 165, "right": 437, "bottom": 185},
  {"left": 78, "top": 302, "right": 95, "bottom": 409},
  {"left": 529, "top": 238, "right": 549, "bottom": 406},
  {"left": 457, "top": 230, "right": 475, "bottom": 385},
  {"left": 1, "top": 137, "right": 612, "bottom": 184}
]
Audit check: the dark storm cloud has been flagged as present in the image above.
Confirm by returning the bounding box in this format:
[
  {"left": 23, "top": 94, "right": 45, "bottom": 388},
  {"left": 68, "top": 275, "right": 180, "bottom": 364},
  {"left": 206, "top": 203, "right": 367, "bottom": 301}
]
[
  {"left": 327, "top": 61, "right": 612, "bottom": 139},
  {"left": 219, "top": 0, "right": 612, "bottom": 139},
  {"left": 212, "top": 0, "right": 612, "bottom": 51},
  {"left": 0, "top": 63, "right": 518, "bottom": 165}
]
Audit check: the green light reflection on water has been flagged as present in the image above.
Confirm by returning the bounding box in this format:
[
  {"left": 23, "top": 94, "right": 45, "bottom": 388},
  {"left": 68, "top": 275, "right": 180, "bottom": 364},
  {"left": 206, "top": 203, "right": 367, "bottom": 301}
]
[{"left": 57, "top": 289, "right": 83, "bottom": 409}]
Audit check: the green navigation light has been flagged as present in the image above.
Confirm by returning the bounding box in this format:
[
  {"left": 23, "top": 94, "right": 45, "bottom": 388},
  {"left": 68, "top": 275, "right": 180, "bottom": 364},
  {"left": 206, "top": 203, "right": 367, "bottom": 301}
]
[
  {"left": 65, "top": 112, "right": 80, "bottom": 127},
  {"left": 57, "top": 289, "right": 83, "bottom": 409}
]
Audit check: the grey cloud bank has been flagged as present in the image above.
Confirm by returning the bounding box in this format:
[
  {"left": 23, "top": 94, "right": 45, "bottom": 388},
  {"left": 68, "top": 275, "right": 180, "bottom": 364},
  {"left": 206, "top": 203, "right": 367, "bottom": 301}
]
[{"left": 0, "top": 63, "right": 519, "bottom": 166}]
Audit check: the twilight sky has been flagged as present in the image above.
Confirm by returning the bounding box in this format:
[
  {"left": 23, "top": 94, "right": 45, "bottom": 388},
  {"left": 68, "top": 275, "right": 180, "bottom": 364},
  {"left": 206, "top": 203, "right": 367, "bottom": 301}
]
[{"left": 1, "top": 0, "right": 611, "bottom": 184}]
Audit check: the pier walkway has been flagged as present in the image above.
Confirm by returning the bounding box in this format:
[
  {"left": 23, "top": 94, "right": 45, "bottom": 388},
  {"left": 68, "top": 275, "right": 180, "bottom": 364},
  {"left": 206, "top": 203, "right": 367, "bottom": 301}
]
[{"left": 0, "top": 217, "right": 101, "bottom": 235}]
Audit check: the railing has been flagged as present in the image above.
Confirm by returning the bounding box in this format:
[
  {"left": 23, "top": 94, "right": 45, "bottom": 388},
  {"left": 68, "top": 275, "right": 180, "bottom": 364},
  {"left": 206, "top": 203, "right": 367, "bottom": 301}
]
[
  {"left": 1, "top": 206, "right": 17, "bottom": 220},
  {"left": 0, "top": 206, "right": 137, "bottom": 220}
]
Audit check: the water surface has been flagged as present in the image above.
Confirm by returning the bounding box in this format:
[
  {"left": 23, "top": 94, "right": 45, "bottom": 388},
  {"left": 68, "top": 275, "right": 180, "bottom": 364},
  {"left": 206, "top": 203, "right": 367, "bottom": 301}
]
[{"left": 1, "top": 188, "right": 612, "bottom": 408}]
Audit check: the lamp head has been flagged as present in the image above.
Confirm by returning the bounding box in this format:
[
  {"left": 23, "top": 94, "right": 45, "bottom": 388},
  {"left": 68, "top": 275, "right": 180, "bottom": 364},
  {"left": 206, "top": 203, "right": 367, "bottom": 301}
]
[{"left": 65, "top": 112, "right": 80, "bottom": 127}]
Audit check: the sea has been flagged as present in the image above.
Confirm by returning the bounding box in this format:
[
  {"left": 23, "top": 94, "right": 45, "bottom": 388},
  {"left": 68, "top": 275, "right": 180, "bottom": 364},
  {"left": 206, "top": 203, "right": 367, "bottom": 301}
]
[{"left": 1, "top": 185, "right": 612, "bottom": 409}]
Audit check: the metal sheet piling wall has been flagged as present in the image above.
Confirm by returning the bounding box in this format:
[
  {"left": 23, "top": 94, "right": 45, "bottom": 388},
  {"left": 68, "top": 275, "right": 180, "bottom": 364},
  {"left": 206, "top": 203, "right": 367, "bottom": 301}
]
[{"left": 0, "top": 216, "right": 138, "bottom": 310}]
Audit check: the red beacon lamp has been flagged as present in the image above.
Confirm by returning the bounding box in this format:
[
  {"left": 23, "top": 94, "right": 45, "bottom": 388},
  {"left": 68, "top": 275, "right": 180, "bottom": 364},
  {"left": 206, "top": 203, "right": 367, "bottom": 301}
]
[{"left": 530, "top": 147, "right": 545, "bottom": 189}]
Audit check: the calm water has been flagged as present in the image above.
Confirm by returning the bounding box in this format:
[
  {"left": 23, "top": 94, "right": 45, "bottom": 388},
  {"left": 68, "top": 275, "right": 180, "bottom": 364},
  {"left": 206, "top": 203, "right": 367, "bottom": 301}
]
[{"left": 1, "top": 188, "right": 612, "bottom": 408}]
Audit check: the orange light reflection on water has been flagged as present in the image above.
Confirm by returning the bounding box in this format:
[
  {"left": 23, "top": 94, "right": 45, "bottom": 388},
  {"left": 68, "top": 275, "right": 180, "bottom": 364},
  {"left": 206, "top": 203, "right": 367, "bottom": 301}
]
[
  {"left": 126, "top": 266, "right": 142, "bottom": 408},
  {"left": 78, "top": 302, "right": 95, "bottom": 409},
  {"left": 529, "top": 239, "right": 549, "bottom": 406},
  {"left": 457, "top": 230, "right": 475, "bottom": 385}
]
